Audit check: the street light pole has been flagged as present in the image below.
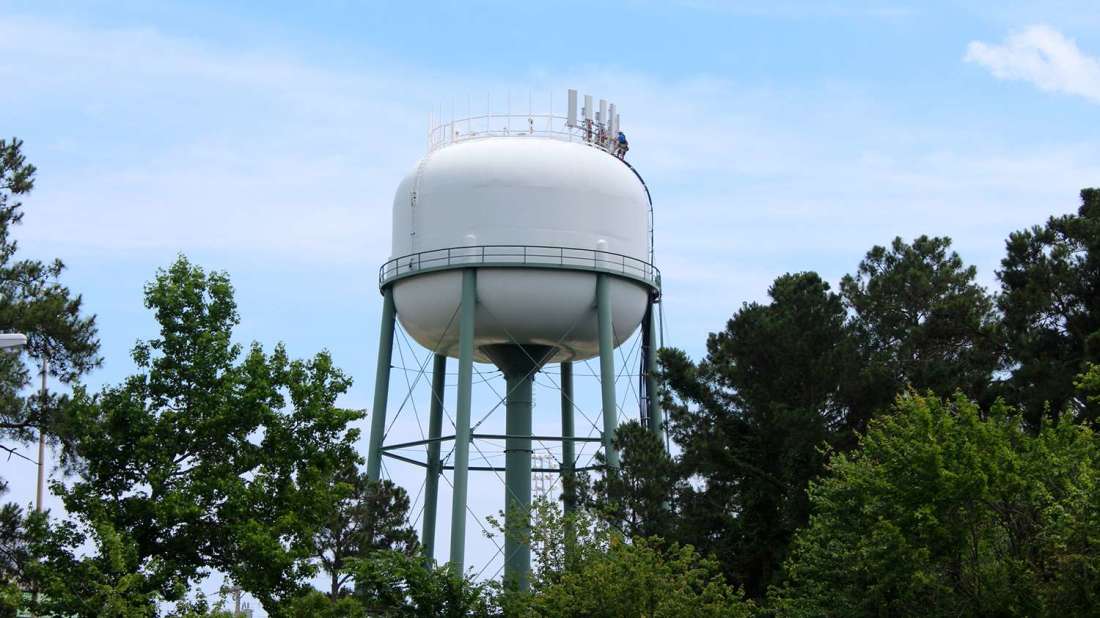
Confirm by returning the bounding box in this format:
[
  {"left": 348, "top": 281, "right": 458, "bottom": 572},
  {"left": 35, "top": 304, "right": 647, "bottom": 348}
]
[{"left": 36, "top": 355, "right": 46, "bottom": 513}]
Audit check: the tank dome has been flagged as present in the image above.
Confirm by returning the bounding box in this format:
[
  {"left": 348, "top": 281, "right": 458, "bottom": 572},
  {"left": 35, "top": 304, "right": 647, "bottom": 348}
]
[{"left": 385, "top": 136, "right": 655, "bottom": 363}]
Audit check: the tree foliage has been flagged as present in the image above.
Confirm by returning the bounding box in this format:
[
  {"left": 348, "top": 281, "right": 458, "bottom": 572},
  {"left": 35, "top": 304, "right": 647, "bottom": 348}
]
[
  {"left": 661, "top": 272, "right": 855, "bottom": 597},
  {"left": 500, "top": 500, "right": 753, "bottom": 617},
  {"left": 840, "top": 235, "right": 1001, "bottom": 429},
  {"left": 583, "top": 421, "right": 683, "bottom": 540},
  {"left": 771, "top": 393, "right": 1100, "bottom": 617},
  {"left": 29, "top": 257, "right": 362, "bottom": 617},
  {"left": 317, "top": 470, "right": 419, "bottom": 599},
  {"left": 998, "top": 188, "right": 1100, "bottom": 427},
  {"left": 0, "top": 137, "right": 99, "bottom": 442}
]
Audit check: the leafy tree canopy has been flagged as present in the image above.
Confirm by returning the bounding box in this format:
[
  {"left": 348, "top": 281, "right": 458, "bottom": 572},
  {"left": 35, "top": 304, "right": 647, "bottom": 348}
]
[
  {"left": 771, "top": 393, "right": 1100, "bottom": 617},
  {"left": 502, "top": 500, "right": 753, "bottom": 618},
  {"left": 998, "top": 188, "right": 1100, "bottom": 427},
  {"left": 27, "top": 256, "right": 363, "bottom": 617},
  {"left": 317, "top": 470, "right": 418, "bottom": 599},
  {"left": 0, "top": 137, "right": 99, "bottom": 443},
  {"left": 841, "top": 235, "right": 1000, "bottom": 426},
  {"left": 660, "top": 272, "right": 855, "bottom": 597}
]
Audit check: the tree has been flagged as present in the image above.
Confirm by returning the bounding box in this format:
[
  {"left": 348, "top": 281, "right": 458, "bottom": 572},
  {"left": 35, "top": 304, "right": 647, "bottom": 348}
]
[
  {"left": 1077, "top": 363, "right": 1100, "bottom": 405},
  {"left": 771, "top": 393, "right": 1100, "bottom": 617},
  {"left": 0, "top": 137, "right": 98, "bottom": 618},
  {"left": 661, "top": 272, "right": 856, "bottom": 597},
  {"left": 504, "top": 500, "right": 753, "bottom": 617},
  {"left": 840, "top": 235, "right": 1000, "bottom": 430},
  {"left": 0, "top": 481, "right": 30, "bottom": 618},
  {"left": 317, "top": 469, "right": 419, "bottom": 599},
  {"left": 350, "top": 550, "right": 493, "bottom": 617},
  {"left": 30, "top": 257, "right": 362, "bottom": 617},
  {"left": 583, "top": 421, "right": 683, "bottom": 540},
  {"left": 998, "top": 188, "right": 1100, "bottom": 427},
  {"left": 0, "top": 137, "right": 99, "bottom": 444}
]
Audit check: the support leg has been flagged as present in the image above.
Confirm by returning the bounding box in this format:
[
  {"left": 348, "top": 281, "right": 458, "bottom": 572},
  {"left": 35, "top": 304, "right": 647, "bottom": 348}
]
[
  {"left": 596, "top": 274, "right": 620, "bottom": 470},
  {"left": 449, "top": 269, "right": 477, "bottom": 575},
  {"left": 645, "top": 298, "right": 665, "bottom": 446},
  {"left": 560, "top": 361, "right": 576, "bottom": 515},
  {"left": 366, "top": 288, "right": 396, "bottom": 481},
  {"left": 422, "top": 354, "right": 446, "bottom": 562}
]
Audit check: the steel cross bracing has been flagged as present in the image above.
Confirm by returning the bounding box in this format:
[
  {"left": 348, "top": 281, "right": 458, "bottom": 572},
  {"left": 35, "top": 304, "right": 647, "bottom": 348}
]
[{"left": 366, "top": 268, "right": 665, "bottom": 588}]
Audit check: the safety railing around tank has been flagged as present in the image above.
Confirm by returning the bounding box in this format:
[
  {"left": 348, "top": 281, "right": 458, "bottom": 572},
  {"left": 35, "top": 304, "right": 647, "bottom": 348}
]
[
  {"left": 427, "top": 113, "right": 623, "bottom": 156},
  {"left": 379, "top": 244, "right": 660, "bottom": 290}
]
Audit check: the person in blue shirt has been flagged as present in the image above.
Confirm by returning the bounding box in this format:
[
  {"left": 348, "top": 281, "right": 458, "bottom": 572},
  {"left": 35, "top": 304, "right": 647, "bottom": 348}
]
[{"left": 616, "top": 131, "right": 629, "bottom": 159}]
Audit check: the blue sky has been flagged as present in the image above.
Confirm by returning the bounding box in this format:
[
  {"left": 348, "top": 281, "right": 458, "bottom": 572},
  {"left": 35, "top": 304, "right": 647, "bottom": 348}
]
[{"left": 4, "top": 0, "right": 1100, "bottom": 608}]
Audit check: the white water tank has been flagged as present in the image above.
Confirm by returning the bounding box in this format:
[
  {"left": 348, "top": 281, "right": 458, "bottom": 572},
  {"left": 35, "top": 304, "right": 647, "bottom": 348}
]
[{"left": 385, "top": 136, "right": 655, "bottom": 363}]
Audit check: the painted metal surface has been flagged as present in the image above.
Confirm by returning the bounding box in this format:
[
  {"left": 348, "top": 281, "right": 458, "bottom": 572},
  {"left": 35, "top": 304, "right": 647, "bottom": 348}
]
[
  {"left": 388, "top": 136, "right": 651, "bottom": 363},
  {"left": 366, "top": 288, "right": 396, "bottom": 481},
  {"left": 597, "top": 274, "right": 621, "bottom": 470},
  {"left": 392, "top": 267, "right": 647, "bottom": 363},
  {"left": 392, "top": 137, "right": 648, "bottom": 260},
  {"left": 448, "top": 269, "right": 477, "bottom": 575},
  {"left": 421, "top": 354, "right": 446, "bottom": 561}
]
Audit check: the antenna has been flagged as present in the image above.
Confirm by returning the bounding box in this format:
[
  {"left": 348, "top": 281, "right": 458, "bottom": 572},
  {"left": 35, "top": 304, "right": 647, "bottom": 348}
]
[
  {"left": 598, "top": 99, "right": 608, "bottom": 128},
  {"left": 566, "top": 89, "right": 578, "bottom": 128},
  {"left": 608, "top": 103, "right": 617, "bottom": 136},
  {"left": 583, "top": 94, "right": 593, "bottom": 122}
]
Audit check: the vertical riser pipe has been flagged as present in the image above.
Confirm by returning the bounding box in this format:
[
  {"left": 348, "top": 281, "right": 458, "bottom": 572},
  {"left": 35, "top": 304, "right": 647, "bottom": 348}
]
[{"left": 503, "top": 373, "right": 533, "bottom": 591}]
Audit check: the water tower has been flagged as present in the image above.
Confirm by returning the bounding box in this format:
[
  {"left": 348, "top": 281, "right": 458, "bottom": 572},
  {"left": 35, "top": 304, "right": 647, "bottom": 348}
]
[{"left": 365, "top": 90, "right": 664, "bottom": 589}]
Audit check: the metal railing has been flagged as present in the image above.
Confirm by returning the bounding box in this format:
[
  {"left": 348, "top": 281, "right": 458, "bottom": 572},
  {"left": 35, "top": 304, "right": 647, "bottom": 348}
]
[
  {"left": 427, "top": 113, "right": 621, "bottom": 156},
  {"left": 379, "top": 244, "right": 660, "bottom": 290}
]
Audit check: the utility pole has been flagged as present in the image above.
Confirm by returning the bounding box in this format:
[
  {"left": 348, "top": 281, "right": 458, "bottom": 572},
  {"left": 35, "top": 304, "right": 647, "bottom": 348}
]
[{"left": 36, "top": 355, "right": 46, "bottom": 512}]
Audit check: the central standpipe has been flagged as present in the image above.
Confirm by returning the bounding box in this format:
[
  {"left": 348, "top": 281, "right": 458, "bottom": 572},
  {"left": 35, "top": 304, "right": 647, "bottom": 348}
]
[{"left": 482, "top": 344, "right": 554, "bottom": 592}]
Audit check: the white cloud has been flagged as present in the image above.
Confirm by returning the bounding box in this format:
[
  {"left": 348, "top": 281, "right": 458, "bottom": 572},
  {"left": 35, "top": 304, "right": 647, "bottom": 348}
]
[{"left": 966, "top": 24, "right": 1100, "bottom": 103}]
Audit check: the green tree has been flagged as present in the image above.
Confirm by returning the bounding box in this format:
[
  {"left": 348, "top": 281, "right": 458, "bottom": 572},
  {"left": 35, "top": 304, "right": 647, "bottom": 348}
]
[
  {"left": 0, "top": 138, "right": 99, "bottom": 617},
  {"left": 771, "top": 393, "right": 1100, "bottom": 617},
  {"left": 317, "top": 469, "right": 419, "bottom": 599},
  {"left": 0, "top": 137, "right": 99, "bottom": 443},
  {"left": 30, "top": 257, "right": 362, "bottom": 617},
  {"left": 840, "top": 235, "right": 1000, "bottom": 430},
  {"left": 998, "top": 188, "right": 1100, "bottom": 427},
  {"left": 583, "top": 421, "right": 683, "bottom": 540},
  {"left": 504, "top": 500, "right": 753, "bottom": 617},
  {"left": 1077, "top": 363, "right": 1100, "bottom": 405},
  {"left": 350, "top": 550, "right": 493, "bottom": 617},
  {"left": 0, "top": 482, "right": 29, "bottom": 618},
  {"left": 661, "top": 272, "right": 856, "bottom": 597}
]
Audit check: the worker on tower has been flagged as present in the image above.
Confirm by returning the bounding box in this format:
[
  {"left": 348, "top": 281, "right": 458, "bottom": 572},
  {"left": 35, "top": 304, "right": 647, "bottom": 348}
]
[{"left": 616, "top": 131, "right": 629, "bottom": 159}]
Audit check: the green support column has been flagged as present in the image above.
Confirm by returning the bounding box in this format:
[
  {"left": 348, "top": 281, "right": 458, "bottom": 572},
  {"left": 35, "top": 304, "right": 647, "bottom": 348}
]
[
  {"left": 596, "top": 274, "right": 620, "bottom": 470},
  {"left": 482, "top": 343, "right": 553, "bottom": 593},
  {"left": 422, "top": 353, "right": 447, "bottom": 562},
  {"left": 560, "top": 361, "right": 576, "bottom": 515},
  {"left": 503, "top": 367, "right": 533, "bottom": 590},
  {"left": 366, "top": 287, "right": 397, "bottom": 481},
  {"left": 645, "top": 299, "right": 665, "bottom": 445},
  {"left": 448, "top": 269, "right": 477, "bottom": 575}
]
